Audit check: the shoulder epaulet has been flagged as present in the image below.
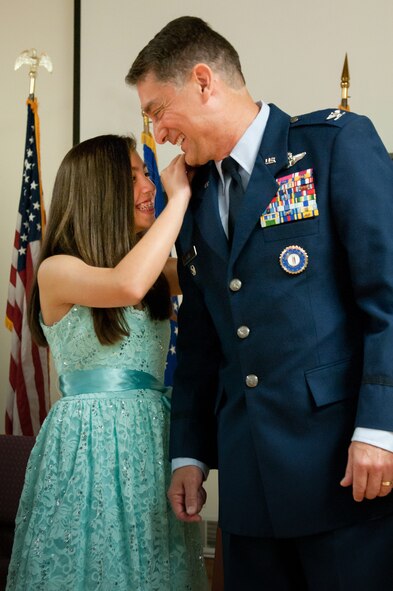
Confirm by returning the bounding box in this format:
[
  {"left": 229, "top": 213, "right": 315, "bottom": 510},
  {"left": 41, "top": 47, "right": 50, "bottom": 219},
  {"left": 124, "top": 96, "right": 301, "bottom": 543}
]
[{"left": 290, "top": 108, "right": 359, "bottom": 128}]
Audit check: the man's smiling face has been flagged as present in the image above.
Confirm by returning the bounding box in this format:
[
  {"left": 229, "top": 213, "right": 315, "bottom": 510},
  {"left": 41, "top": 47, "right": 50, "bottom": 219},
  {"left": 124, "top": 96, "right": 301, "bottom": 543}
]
[{"left": 137, "top": 72, "right": 220, "bottom": 167}]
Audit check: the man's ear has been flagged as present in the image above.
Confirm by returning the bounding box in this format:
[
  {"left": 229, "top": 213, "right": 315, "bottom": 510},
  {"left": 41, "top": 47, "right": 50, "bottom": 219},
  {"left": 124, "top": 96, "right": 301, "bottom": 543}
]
[{"left": 192, "top": 63, "right": 213, "bottom": 100}]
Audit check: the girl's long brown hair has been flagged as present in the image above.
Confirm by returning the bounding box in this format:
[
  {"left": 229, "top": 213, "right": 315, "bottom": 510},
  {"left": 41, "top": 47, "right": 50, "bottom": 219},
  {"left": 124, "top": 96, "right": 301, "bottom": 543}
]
[{"left": 28, "top": 134, "right": 171, "bottom": 346}]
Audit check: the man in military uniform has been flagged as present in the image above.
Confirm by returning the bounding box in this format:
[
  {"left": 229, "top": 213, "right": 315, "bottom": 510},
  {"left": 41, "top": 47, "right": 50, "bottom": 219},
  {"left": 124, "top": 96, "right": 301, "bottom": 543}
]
[{"left": 127, "top": 16, "right": 393, "bottom": 590}]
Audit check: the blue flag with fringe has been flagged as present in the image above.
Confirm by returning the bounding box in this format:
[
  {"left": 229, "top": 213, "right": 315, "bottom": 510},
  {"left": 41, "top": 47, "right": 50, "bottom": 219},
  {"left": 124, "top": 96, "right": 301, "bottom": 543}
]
[{"left": 141, "top": 124, "right": 178, "bottom": 386}]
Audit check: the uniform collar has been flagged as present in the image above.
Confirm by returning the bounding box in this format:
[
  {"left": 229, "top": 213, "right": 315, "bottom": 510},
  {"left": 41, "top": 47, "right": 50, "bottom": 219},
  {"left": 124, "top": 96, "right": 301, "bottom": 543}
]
[{"left": 215, "top": 101, "right": 270, "bottom": 180}]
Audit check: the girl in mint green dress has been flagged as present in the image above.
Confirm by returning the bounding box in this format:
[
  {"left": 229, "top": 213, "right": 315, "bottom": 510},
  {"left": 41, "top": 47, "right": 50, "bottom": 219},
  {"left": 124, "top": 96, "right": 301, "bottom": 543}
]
[{"left": 6, "top": 135, "right": 208, "bottom": 591}]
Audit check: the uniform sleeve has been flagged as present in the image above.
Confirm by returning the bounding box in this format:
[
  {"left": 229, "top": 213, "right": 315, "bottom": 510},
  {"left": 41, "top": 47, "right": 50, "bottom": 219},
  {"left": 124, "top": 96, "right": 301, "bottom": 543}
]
[
  {"left": 169, "top": 251, "right": 221, "bottom": 468},
  {"left": 330, "top": 115, "right": 393, "bottom": 430}
]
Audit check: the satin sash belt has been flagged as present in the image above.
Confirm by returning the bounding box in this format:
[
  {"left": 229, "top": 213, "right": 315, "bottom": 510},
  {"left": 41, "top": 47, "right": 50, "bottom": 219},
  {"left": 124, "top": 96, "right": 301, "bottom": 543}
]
[{"left": 59, "top": 367, "right": 171, "bottom": 408}]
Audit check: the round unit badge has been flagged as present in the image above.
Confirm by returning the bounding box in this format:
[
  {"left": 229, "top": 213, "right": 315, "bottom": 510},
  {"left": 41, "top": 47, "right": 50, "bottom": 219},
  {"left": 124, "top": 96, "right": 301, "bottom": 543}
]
[{"left": 279, "top": 245, "right": 308, "bottom": 275}]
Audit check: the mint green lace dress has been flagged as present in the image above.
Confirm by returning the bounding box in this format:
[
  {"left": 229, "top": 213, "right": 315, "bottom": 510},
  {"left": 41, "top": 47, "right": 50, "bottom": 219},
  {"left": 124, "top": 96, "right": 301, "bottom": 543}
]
[{"left": 6, "top": 305, "right": 208, "bottom": 591}]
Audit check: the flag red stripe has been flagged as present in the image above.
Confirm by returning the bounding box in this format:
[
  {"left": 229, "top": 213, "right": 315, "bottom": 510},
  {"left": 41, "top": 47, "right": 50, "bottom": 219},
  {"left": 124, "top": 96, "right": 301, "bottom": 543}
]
[
  {"left": 13, "top": 231, "right": 20, "bottom": 249},
  {"left": 18, "top": 267, "right": 27, "bottom": 289},
  {"left": 25, "top": 245, "right": 35, "bottom": 297},
  {"left": 6, "top": 302, "right": 14, "bottom": 324},
  {"left": 9, "top": 265, "right": 17, "bottom": 287},
  {"left": 11, "top": 303, "right": 22, "bottom": 340}
]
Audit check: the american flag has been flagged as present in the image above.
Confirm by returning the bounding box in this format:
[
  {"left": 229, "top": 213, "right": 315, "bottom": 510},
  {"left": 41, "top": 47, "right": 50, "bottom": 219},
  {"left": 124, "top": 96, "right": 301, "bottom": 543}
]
[
  {"left": 5, "top": 98, "right": 50, "bottom": 435},
  {"left": 141, "top": 120, "right": 178, "bottom": 386}
]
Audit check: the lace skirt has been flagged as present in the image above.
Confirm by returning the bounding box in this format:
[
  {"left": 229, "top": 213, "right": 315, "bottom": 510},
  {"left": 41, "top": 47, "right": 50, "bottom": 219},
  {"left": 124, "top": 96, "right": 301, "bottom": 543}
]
[{"left": 6, "top": 388, "right": 208, "bottom": 591}]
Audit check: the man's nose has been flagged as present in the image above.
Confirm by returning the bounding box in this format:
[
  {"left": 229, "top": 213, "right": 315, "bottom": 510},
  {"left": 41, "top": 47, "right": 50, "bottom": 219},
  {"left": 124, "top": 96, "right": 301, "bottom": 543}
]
[{"left": 153, "top": 120, "right": 168, "bottom": 145}]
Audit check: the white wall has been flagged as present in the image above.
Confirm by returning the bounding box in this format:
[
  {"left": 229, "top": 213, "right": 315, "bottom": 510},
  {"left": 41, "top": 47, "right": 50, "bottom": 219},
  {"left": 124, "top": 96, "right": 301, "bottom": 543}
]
[
  {"left": 80, "top": 0, "right": 393, "bottom": 164},
  {"left": 0, "top": 0, "right": 74, "bottom": 431}
]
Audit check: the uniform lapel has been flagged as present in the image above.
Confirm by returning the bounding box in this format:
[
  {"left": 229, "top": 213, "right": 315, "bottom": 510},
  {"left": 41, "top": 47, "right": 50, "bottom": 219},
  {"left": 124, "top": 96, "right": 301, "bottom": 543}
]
[
  {"left": 192, "top": 162, "right": 230, "bottom": 261},
  {"left": 230, "top": 104, "right": 292, "bottom": 264}
]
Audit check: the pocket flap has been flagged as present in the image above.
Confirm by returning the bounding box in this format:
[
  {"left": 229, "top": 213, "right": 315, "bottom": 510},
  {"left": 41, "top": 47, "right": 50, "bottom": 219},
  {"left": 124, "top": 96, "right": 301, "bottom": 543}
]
[{"left": 305, "top": 358, "right": 360, "bottom": 407}]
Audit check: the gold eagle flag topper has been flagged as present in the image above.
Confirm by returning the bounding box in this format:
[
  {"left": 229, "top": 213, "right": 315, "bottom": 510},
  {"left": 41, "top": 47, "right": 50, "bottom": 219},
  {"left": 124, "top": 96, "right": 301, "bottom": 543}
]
[
  {"left": 338, "top": 53, "right": 350, "bottom": 112},
  {"left": 14, "top": 48, "right": 53, "bottom": 98}
]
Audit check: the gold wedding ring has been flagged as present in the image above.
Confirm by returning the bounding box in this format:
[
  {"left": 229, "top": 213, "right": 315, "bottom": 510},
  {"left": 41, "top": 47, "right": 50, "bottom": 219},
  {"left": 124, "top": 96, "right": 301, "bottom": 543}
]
[{"left": 381, "top": 481, "right": 393, "bottom": 487}]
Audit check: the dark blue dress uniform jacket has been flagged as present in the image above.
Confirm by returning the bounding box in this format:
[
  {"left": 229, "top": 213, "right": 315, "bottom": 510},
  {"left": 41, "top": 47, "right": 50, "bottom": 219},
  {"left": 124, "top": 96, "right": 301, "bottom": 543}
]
[{"left": 170, "top": 104, "right": 393, "bottom": 538}]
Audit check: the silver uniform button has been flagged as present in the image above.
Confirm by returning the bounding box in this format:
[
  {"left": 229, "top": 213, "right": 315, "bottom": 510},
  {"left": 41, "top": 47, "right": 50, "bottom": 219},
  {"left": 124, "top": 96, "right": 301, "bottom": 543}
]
[
  {"left": 237, "top": 326, "right": 250, "bottom": 339},
  {"left": 246, "top": 374, "right": 258, "bottom": 388},
  {"left": 229, "top": 278, "right": 242, "bottom": 292}
]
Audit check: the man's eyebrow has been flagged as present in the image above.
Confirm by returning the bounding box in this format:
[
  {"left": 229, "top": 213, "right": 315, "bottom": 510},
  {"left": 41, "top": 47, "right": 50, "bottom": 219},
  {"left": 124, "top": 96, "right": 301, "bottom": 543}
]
[{"left": 141, "top": 101, "right": 156, "bottom": 115}]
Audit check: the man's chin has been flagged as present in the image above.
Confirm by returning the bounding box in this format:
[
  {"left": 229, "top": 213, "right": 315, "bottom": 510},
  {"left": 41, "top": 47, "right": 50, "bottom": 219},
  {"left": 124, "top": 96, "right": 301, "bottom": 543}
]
[
  {"left": 185, "top": 154, "right": 207, "bottom": 168},
  {"left": 184, "top": 153, "right": 194, "bottom": 166}
]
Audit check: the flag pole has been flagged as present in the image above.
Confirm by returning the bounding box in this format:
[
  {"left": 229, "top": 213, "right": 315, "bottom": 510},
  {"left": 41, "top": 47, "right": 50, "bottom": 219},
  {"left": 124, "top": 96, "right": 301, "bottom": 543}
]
[
  {"left": 338, "top": 53, "right": 350, "bottom": 111},
  {"left": 143, "top": 112, "right": 150, "bottom": 135}
]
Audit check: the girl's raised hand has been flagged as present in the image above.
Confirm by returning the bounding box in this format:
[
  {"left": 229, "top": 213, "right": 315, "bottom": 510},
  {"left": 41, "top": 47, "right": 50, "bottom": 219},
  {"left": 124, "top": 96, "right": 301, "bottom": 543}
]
[{"left": 160, "top": 154, "right": 194, "bottom": 204}]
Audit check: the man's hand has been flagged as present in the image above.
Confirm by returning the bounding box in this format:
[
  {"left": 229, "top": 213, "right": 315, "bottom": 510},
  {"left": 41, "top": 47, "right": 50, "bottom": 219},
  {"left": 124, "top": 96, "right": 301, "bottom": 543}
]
[
  {"left": 340, "top": 441, "right": 393, "bottom": 501},
  {"left": 167, "top": 466, "right": 207, "bottom": 522}
]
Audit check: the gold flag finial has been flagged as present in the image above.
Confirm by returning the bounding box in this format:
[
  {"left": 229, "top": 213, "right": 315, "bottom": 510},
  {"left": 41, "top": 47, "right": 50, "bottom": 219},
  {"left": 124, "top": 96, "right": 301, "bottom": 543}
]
[
  {"left": 338, "top": 53, "right": 350, "bottom": 111},
  {"left": 14, "top": 49, "right": 53, "bottom": 98},
  {"left": 142, "top": 111, "right": 151, "bottom": 135}
]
